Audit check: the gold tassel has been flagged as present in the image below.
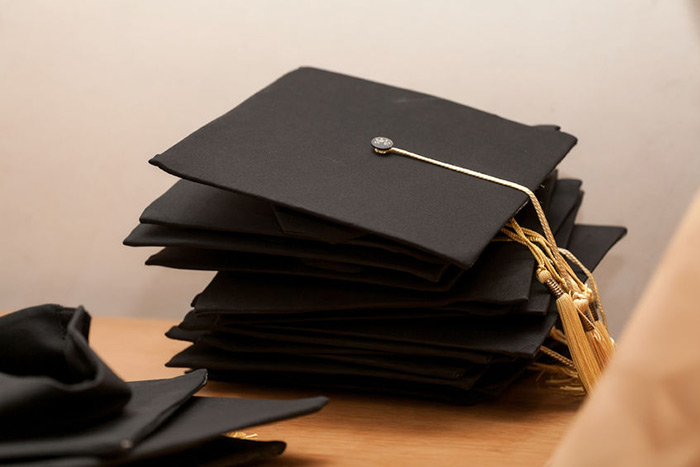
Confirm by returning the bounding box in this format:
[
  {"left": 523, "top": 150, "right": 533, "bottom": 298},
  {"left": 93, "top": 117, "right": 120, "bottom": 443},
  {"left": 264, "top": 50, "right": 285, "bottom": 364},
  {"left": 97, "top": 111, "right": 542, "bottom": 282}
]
[
  {"left": 573, "top": 297, "right": 612, "bottom": 370},
  {"left": 224, "top": 431, "right": 258, "bottom": 440},
  {"left": 591, "top": 321, "right": 615, "bottom": 367},
  {"left": 538, "top": 269, "right": 602, "bottom": 393},
  {"left": 530, "top": 361, "right": 586, "bottom": 396},
  {"left": 371, "top": 138, "right": 617, "bottom": 395}
]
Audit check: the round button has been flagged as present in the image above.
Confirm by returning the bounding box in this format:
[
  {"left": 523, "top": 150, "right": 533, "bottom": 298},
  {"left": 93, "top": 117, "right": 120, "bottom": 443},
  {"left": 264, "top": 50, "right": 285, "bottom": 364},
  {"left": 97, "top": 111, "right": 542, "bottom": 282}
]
[{"left": 371, "top": 136, "right": 393, "bottom": 151}]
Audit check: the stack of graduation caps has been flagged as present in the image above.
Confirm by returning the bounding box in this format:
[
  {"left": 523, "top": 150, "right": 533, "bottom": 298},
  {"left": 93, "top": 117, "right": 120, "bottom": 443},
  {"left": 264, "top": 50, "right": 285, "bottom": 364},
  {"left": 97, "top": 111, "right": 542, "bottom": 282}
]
[{"left": 125, "top": 68, "right": 626, "bottom": 403}]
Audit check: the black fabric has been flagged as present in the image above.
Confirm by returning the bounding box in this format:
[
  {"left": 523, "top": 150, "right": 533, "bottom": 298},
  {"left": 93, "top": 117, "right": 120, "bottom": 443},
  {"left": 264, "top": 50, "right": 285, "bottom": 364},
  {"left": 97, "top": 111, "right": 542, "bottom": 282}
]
[
  {"left": 150, "top": 67, "right": 577, "bottom": 268},
  {"left": 192, "top": 306, "right": 499, "bottom": 322},
  {"left": 0, "top": 305, "right": 131, "bottom": 439},
  {"left": 143, "top": 177, "right": 577, "bottom": 293},
  {"left": 177, "top": 308, "right": 469, "bottom": 326},
  {"left": 181, "top": 313, "right": 558, "bottom": 359},
  {"left": 168, "top": 326, "right": 503, "bottom": 377},
  {"left": 191, "top": 272, "right": 517, "bottom": 314},
  {"left": 139, "top": 177, "right": 362, "bottom": 244},
  {"left": 125, "top": 223, "right": 450, "bottom": 282},
  {"left": 566, "top": 224, "right": 628, "bottom": 272},
  {"left": 273, "top": 205, "right": 365, "bottom": 243},
  {"left": 181, "top": 359, "right": 531, "bottom": 405},
  {"left": 0, "top": 371, "right": 208, "bottom": 460},
  {"left": 167, "top": 343, "right": 491, "bottom": 391},
  {"left": 0, "top": 305, "right": 328, "bottom": 466},
  {"left": 168, "top": 324, "right": 502, "bottom": 363},
  {"left": 190, "top": 181, "right": 583, "bottom": 314},
  {"left": 146, "top": 248, "right": 465, "bottom": 292},
  {"left": 164, "top": 224, "right": 624, "bottom": 401},
  {"left": 130, "top": 174, "right": 571, "bottom": 295},
  {"left": 136, "top": 168, "right": 558, "bottom": 258},
  {"left": 102, "top": 395, "right": 326, "bottom": 466},
  {"left": 122, "top": 68, "right": 627, "bottom": 403}
]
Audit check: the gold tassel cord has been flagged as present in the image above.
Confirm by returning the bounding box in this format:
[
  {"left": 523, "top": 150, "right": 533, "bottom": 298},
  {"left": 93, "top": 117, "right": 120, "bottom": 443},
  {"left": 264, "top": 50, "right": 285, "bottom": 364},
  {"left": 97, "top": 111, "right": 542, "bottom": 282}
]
[
  {"left": 539, "top": 345, "right": 576, "bottom": 370},
  {"left": 558, "top": 247, "right": 616, "bottom": 367},
  {"left": 371, "top": 137, "right": 616, "bottom": 394},
  {"left": 539, "top": 268, "right": 602, "bottom": 393},
  {"left": 549, "top": 327, "right": 568, "bottom": 346},
  {"left": 505, "top": 223, "right": 614, "bottom": 382},
  {"left": 559, "top": 248, "right": 607, "bottom": 327},
  {"left": 224, "top": 431, "right": 258, "bottom": 440},
  {"left": 374, "top": 141, "right": 573, "bottom": 290},
  {"left": 530, "top": 362, "right": 587, "bottom": 396}
]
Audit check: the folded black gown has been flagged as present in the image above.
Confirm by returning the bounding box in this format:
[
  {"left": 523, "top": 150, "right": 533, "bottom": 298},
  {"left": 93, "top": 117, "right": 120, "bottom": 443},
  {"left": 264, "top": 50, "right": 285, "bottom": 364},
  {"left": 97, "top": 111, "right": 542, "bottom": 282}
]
[
  {"left": 124, "top": 67, "right": 627, "bottom": 403},
  {"left": 0, "top": 305, "right": 328, "bottom": 466}
]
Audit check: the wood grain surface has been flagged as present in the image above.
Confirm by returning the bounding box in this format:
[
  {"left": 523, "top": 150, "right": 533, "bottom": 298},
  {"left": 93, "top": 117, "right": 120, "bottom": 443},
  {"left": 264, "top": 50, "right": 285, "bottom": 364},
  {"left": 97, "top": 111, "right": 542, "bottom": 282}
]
[{"left": 90, "top": 316, "right": 582, "bottom": 466}]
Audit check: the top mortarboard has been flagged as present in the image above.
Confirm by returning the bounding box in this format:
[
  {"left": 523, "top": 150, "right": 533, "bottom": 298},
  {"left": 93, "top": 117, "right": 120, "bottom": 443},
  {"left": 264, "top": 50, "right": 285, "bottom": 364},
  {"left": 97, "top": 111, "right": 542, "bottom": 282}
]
[{"left": 150, "top": 67, "right": 577, "bottom": 268}]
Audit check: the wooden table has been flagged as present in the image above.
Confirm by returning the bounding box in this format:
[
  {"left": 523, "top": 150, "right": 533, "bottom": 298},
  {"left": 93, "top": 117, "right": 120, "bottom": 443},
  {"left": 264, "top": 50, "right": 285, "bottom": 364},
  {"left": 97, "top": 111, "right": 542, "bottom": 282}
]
[{"left": 90, "top": 316, "right": 582, "bottom": 466}]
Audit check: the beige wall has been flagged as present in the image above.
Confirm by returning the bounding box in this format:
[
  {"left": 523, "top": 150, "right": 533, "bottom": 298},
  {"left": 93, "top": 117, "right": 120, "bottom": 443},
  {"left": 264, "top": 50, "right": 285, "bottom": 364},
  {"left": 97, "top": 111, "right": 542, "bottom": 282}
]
[{"left": 1, "top": 0, "right": 698, "bottom": 336}]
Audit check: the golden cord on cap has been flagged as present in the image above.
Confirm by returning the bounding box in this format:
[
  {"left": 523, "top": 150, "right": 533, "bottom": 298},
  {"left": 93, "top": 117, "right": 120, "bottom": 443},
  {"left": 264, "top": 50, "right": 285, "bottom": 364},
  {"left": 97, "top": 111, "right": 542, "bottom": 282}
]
[{"left": 371, "top": 137, "right": 616, "bottom": 394}]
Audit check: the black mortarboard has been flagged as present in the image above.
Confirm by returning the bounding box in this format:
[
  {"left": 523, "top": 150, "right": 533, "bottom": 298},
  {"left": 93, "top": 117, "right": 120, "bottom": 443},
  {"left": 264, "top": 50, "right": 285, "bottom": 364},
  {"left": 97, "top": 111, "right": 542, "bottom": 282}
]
[
  {"left": 125, "top": 67, "right": 626, "bottom": 402},
  {"left": 0, "top": 305, "right": 327, "bottom": 465},
  {"left": 148, "top": 67, "right": 577, "bottom": 268}
]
